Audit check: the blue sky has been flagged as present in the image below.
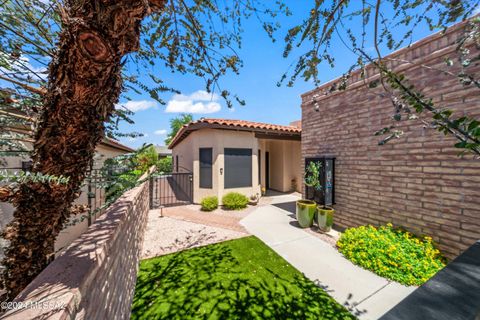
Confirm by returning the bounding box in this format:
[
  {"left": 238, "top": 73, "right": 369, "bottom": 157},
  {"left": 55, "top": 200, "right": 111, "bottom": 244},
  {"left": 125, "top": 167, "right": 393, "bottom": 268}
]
[{"left": 116, "top": 1, "right": 458, "bottom": 149}]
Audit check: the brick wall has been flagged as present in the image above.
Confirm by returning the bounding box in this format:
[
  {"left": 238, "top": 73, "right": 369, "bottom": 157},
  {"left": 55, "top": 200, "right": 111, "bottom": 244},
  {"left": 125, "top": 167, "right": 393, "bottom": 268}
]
[
  {"left": 3, "top": 176, "right": 150, "bottom": 319},
  {"left": 301, "top": 20, "right": 480, "bottom": 258}
]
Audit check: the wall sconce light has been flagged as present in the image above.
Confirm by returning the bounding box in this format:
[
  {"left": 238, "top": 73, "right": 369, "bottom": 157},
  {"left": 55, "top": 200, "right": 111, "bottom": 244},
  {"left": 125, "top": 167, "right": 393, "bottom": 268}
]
[
  {"left": 313, "top": 99, "right": 320, "bottom": 112},
  {"left": 220, "top": 168, "right": 223, "bottom": 175}
]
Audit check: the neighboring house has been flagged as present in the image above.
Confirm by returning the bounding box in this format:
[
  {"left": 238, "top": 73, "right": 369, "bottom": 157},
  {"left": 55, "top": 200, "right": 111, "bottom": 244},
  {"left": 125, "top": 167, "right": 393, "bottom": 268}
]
[
  {"left": 154, "top": 145, "right": 172, "bottom": 159},
  {"left": 300, "top": 19, "right": 480, "bottom": 258},
  {"left": 169, "top": 118, "right": 302, "bottom": 204},
  {"left": 1, "top": 137, "right": 134, "bottom": 170},
  {"left": 0, "top": 113, "right": 135, "bottom": 252}
]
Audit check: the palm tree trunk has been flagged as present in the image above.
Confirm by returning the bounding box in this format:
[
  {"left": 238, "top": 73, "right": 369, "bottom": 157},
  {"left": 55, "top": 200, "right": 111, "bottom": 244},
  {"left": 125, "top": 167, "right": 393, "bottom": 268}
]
[{"left": 1, "top": 0, "right": 164, "bottom": 300}]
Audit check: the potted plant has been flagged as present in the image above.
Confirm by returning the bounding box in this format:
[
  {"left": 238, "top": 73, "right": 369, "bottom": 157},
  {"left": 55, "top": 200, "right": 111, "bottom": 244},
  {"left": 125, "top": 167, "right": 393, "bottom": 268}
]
[
  {"left": 249, "top": 193, "right": 259, "bottom": 206},
  {"left": 298, "top": 160, "right": 335, "bottom": 232},
  {"left": 295, "top": 199, "right": 316, "bottom": 228},
  {"left": 317, "top": 206, "right": 334, "bottom": 232},
  {"left": 295, "top": 161, "right": 321, "bottom": 228}
]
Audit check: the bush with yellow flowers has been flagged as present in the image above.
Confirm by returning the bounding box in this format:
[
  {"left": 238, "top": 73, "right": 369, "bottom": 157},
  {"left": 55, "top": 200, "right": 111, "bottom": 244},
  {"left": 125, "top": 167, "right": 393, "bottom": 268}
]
[{"left": 337, "top": 224, "right": 446, "bottom": 286}]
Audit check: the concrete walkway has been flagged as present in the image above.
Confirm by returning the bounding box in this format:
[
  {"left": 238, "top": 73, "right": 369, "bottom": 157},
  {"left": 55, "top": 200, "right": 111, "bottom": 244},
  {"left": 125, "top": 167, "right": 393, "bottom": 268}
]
[{"left": 240, "top": 194, "right": 416, "bottom": 320}]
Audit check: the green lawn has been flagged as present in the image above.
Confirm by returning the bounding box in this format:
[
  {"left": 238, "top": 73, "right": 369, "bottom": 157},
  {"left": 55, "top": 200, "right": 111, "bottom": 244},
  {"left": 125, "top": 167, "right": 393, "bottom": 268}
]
[{"left": 131, "top": 236, "right": 354, "bottom": 319}]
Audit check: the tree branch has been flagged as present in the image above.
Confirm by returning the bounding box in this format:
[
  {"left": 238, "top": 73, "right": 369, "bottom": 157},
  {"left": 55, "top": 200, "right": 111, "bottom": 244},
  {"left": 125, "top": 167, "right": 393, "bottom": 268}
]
[
  {"left": 0, "top": 186, "right": 14, "bottom": 202},
  {"left": 0, "top": 74, "right": 46, "bottom": 95}
]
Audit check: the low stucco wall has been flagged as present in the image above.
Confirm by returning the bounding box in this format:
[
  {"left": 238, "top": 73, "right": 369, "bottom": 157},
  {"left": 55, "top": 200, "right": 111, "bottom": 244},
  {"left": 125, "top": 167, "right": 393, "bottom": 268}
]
[{"left": 2, "top": 176, "right": 150, "bottom": 319}]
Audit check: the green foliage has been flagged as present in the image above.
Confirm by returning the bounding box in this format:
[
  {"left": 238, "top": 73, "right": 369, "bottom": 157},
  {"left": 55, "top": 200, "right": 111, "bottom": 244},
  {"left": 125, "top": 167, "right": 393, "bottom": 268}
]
[
  {"left": 222, "top": 192, "right": 249, "bottom": 210},
  {"left": 103, "top": 169, "right": 143, "bottom": 202},
  {"left": 337, "top": 224, "right": 447, "bottom": 286},
  {"left": 0, "top": 170, "right": 70, "bottom": 185},
  {"left": 164, "top": 114, "right": 193, "bottom": 146},
  {"left": 134, "top": 145, "right": 158, "bottom": 172},
  {"left": 132, "top": 236, "right": 354, "bottom": 319},
  {"left": 200, "top": 196, "right": 218, "bottom": 211},
  {"left": 304, "top": 161, "right": 322, "bottom": 191},
  {"left": 156, "top": 156, "right": 172, "bottom": 174},
  {"left": 101, "top": 144, "right": 156, "bottom": 203}
]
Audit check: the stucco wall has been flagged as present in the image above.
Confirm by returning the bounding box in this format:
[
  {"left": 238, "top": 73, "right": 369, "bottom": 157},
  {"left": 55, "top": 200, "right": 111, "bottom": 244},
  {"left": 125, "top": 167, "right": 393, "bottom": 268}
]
[
  {"left": 173, "top": 129, "right": 261, "bottom": 204},
  {"left": 259, "top": 139, "right": 301, "bottom": 193},
  {"left": 172, "top": 129, "right": 301, "bottom": 202},
  {"left": 2, "top": 174, "right": 150, "bottom": 320},
  {"left": 301, "top": 20, "right": 480, "bottom": 258}
]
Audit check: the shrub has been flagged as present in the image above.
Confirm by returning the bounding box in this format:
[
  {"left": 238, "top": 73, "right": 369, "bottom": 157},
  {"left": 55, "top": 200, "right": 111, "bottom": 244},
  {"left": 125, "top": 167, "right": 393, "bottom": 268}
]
[
  {"left": 337, "top": 224, "right": 446, "bottom": 286},
  {"left": 156, "top": 156, "right": 172, "bottom": 174},
  {"left": 201, "top": 196, "right": 218, "bottom": 211},
  {"left": 222, "top": 192, "right": 249, "bottom": 210}
]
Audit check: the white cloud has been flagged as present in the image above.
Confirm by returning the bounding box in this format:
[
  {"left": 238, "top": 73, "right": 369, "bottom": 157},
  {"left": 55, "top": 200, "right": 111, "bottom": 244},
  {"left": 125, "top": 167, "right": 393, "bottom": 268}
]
[
  {"left": 154, "top": 129, "right": 167, "bottom": 135},
  {"left": 117, "top": 100, "right": 158, "bottom": 112},
  {"left": 0, "top": 53, "right": 48, "bottom": 81},
  {"left": 165, "top": 90, "right": 221, "bottom": 114}
]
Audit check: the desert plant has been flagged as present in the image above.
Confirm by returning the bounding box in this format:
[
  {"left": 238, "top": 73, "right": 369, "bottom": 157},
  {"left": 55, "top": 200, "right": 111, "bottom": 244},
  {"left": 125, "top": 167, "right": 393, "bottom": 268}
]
[
  {"left": 201, "top": 196, "right": 218, "bottom": 212},
  {"left": 337, "top": 223, "right": 447, "bottom": 286},
  {"left": 222, "top": 192, "right": 249, "bottom": 210}
]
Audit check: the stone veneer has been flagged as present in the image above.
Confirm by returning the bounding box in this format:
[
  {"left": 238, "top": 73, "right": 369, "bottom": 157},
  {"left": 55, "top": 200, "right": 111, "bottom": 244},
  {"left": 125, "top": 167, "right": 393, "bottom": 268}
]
[
  {"left": 301, "top": 19, "right": 480, "bottom": 258},
  {"left": 2, "top": 176, "right": 150, "bottom": 319}
]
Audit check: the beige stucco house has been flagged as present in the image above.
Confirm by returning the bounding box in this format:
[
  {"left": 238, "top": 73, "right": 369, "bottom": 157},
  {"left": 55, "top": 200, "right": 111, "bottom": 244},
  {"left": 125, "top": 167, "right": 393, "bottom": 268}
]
[{"left": 169, "top": 118, "right": 302, "bottom": 204}]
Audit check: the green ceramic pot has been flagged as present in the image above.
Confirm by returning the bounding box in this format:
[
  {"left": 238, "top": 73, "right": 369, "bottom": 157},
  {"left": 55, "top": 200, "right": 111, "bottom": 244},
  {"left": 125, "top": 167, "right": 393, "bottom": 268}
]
[
  {"left": 296, "top": 200, "right": 316, "bottom": 228},
  {"left": 317, "top": 206, "right": 334, "bottom": 232}
]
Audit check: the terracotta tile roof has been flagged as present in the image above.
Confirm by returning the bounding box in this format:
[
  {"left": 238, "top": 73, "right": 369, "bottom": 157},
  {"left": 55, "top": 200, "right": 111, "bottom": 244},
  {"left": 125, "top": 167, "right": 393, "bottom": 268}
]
[
  {"left": 168, "top": 118, "right": 301, "bottom": 149},
  {"left": 197, "top": 118, "right": 301, "bottom": 133}
]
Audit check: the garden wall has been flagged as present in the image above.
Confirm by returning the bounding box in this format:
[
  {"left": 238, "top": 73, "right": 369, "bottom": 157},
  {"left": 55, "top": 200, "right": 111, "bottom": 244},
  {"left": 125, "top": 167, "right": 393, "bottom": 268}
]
[
  {"left": 2, "top": 175, "right": 150, "bottom": 319},
  {"left": 301, "top": 20, "right": 480, "bottom": 258}
]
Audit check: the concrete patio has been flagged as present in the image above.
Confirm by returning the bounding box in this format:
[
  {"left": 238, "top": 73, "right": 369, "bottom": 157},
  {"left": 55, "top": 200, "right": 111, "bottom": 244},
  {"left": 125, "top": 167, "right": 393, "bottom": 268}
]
[{"left": 240, "top": 193, "right": 416, "bottom": 320}]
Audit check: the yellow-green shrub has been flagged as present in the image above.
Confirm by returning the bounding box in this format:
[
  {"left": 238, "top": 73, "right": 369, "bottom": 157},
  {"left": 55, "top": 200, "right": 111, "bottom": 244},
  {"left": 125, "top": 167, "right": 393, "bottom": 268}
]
[
  {"left": 337, "top": 224, "right": 446, "bottom": 286},
  {"left": 200, "top": 196, "right": 218, "bottom": 211},
  {"left": 222, "top": 192, "right": 249, "bottom": 210}
]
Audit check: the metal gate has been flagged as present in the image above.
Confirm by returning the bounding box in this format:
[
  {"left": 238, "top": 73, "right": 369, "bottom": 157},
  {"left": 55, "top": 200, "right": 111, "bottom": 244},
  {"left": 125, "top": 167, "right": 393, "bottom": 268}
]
[{"left": 149, "top": 172, "right": 193, "bottom": 208}]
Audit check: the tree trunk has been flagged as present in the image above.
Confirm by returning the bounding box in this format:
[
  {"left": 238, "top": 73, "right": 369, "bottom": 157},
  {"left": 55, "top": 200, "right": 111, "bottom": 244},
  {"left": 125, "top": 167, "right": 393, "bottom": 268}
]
[{"left": 1, "top": 0, "right": 164, "bottom": 300}]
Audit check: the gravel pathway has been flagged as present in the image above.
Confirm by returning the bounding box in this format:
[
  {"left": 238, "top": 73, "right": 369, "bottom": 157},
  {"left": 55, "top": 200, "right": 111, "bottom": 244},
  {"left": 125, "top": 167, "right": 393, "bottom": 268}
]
[{"left": 141, "top": 210, "right": 248, "bottom": 259}]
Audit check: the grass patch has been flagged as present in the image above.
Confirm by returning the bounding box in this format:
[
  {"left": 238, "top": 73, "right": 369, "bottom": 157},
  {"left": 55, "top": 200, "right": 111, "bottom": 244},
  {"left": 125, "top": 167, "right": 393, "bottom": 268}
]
[
  {"left": 337, "top": 224, "right": 446, "bottom": 286},
  {"left": 132, "top": 236, "right": 354, "bottom": 319}
]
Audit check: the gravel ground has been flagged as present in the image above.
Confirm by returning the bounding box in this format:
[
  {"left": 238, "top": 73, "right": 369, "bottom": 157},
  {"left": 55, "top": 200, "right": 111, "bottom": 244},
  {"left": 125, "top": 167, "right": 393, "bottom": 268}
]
[
  {"left": 141, "top": 211, "right": 248, "bottom": 259},
  {"left": 304, "top": 226, "right": 341, "bottom": 248}
]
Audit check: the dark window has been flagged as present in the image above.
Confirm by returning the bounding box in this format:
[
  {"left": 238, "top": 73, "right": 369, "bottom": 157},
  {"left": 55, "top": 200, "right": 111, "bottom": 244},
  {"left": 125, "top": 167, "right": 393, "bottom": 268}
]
[
  {"left": 175, "top": 155, "right": 179, "bottom": 172},
  {"left": 224, "top": 148, "right": 252, "bottom": 188},
  {"left": 258, "top": 150, "right": 261, "bottom": 185},
  {"left": 199, "top": 148, "right": 212, "bottom": 188}
]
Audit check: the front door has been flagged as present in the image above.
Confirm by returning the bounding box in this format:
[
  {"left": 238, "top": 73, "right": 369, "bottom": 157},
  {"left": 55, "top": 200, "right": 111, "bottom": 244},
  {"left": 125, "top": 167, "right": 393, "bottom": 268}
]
[{"left": 265, "top": 151, "right": 270, "bottom": 189}]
